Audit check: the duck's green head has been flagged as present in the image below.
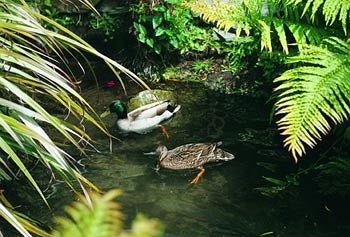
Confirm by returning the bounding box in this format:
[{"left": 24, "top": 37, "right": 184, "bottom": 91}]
[
  {"left": 109, "top": 100, "right": 127, "bottom": 119},
  {"left": 100, "top": 100, "right": 127, "bottom": 119}
]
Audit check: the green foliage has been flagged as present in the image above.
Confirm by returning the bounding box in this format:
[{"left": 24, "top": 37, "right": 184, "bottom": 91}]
[
  {"left": 51, "top": 190, "right": 164, "bottom": 237},
  {"left": 222, "top": 37, "right": 259, "bottom": 74},
  {"left": 288, "top": 0, "right": 350, "bottom": 33},
  {"left": 274, "top": 37, "right": 350, "bottom": 160},
  {"left": 0, "top": 193, "right": 51, "bottom": 237},
  {"left": 89, "top": 12, "right": 122, "bottom": 41},
  {"left": 28, "top": 0, "right": 124, "bottom": 41},
  {"left": 255, "top": 51, "right": 286, "bottom": 80},
  {"left": 186, "top": 0, "right": 350, "bottom": 160},
  {"left": 163, "top": 65, "right": 201, "bottom": 82},
  {"left": 185, "top": 0, "right": 341, "bottom": 53},
  {"left": 28, "top": 0, "right": 79, "bottom": 26},
  {"left": 191, "top": 59, "right": 214, "bottom": 73},
  {"left": 256, "top": 155, "right": 350, "bottom": 198},
  {"left": 0, "top": 0, "right": 147, "bottom": 236},
  {"left": 256, "top": 174, "right": 300, "bottom": 198},
  {"left": 255, "top": 161, "right": 303, "bottom": 198},
  {"left": 314, "top": 157, "right": 350, "bottom": 196},
  {"left": 132, "top": 0, "right": 220, "bottom": 54}
]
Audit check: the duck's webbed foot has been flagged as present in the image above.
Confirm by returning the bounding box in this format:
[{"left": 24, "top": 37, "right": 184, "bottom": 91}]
[
  {"left": 159, "top": 125, "right": 170, "bottom": 140},
  {"left": 190, "top": 167, "right": 205, "bottom": 184}
]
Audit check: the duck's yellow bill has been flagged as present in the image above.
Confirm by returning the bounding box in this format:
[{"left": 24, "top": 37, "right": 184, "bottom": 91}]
[{"left": 100, "top": 109, "right": 111, "bottom": 118}]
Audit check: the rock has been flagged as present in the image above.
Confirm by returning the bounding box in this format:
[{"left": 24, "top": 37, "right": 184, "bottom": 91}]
[
  {"left": 52, "top": 0, "right": 129, "bottom": 14},
  {"left": 53, "top": 0, "right": 102, "bottom": 13},
  {"left": 52, "top": 0, "right": 101, "bottom": 13},
  {"left": 212, "top": 27, "right": 236, "bottom": 41},
  {"left": 127, "top": 89, "right": 176, "bottom": 111},
  {"left": 98, "top": 1, "right": 129, "bottom": 13}
]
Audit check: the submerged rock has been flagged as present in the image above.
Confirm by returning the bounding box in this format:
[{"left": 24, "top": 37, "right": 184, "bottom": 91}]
[{"left": 127, "top": 89, "right": 176, "bottom": 111}]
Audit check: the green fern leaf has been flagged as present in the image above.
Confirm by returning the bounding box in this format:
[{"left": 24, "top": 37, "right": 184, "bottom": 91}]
[
  {"left": 51, "top": 190, "right": 164, "bottom": 237},
  {"left": 51, "top": 190, "right": 124, "bottom": 237},
  {"left": 258, "top": 20, "right": 272, "bottom": 51},
  {"left": 273, "top": 20, "right": 289, "bottom": 53},
  {"left": 289, "top": 0, "right": 350, "bottom": 33},
  {"left": 185, "top": 0, "right": 329, "bottom": 53},
  {"left": 274, "top": 37, "right": 350, "bottom": 160}
]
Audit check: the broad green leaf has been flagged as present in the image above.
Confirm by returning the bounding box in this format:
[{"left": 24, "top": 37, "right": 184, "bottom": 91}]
[
  {"left": 146, "top": 38, "right": 154, "bottom": 48},
  {"left": 155, "top": 27, "right": 165, "bottom": 37},
  {"left": 153, "top": 5, "right": 167, "bottom": 12},
  {"left": 152, "top": 14, "right": 163, "bottom": 29}
]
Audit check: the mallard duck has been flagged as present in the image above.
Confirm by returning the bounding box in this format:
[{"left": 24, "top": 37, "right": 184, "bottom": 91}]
[
  {"left": 155, "top": 142, "right": 235, "bottom": 184},
  {"left": 101, "top": 100, "right": 180, "bottom": 137}
]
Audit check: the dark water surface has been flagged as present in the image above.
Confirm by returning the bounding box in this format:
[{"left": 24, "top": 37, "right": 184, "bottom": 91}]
[{"left": 2, "top": 82, "right": 349, "bottom": 237}]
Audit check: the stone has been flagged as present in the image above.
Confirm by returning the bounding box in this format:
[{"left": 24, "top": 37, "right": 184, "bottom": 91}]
[
  {"left": 127, "top": 89, "right": 176, "bottom": 111},
  {"left": 53, "top": 0, "right": 102, "bottom": 13}
]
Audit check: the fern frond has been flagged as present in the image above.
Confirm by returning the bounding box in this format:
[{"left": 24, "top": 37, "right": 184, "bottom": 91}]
[
  {"left": 51, "top": 190, "right": 164, "bottom": 237},
  {"left": 52, "top": 190, "right": 124, "bottom": 237},
  {"left": 259, "top": 20, "right": 272, "bottom": 52},
  {"left": 274, "top": 37, "right": 350, "bottom": 160},
  {"left": 288, "top": 0, "right": 350, "bottom": 33},
  {"left": 185, "top": 0, "right": 330, "bottom": 53},
  {"left": 185, "top": 0, "right": 247, "bottom": 32},
  {"left": 121, "top": 214, "right": 164, "bottom": 237}
]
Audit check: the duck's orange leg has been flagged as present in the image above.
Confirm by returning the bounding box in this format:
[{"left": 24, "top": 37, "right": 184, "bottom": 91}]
[
  {"left": 190, "top": 167, "right": 205, "bottom": 184},
  {"left": 159, "top": 125, "right": 170, "bottom": 140}
]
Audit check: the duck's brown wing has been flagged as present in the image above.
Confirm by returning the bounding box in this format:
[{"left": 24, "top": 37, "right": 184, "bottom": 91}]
[{"left": 170, "top": 143, "right": 219, "bottom": 167}]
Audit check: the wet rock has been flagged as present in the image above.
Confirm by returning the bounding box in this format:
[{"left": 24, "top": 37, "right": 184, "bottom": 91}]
[
  {"left": 127, "top": 89, "right": 176, "bottom": 111},
  {"left": 53, "top": 0, "right": 102, "bottom": 13}
]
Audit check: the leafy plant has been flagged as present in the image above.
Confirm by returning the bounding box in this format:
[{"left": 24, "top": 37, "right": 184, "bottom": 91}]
[
  {"left": 274, "top": 37, "right": 350, "bottom": 160},
  {"left": 28, "top": 0, "right": 125, "bottom": 41},
  {"left": 222, "top": 37, "right": 259, "bottom": 74},
  {"left": 288, "top": 0, "right": 350, "bottom": 33},
  {"left": 256, "top": 174, "right": 300, "bottom": 197},
  {"left": 89, "top": 12, "right": 122, "bottom": 41},
  {"left": 51, "top": 190, "right": 164, "bottom": 237},
  {"left": 314, "top": 157, "right": 350, "bottom": 196},
  {"left": 185, "top": 0, "right": 341, "bottom": 53},
  {"left": 132, "top": 0, "right": 220, "bottom": 54},
  {"left": 0, "top": 0, "right": 147, "bottom": 236},
  {"left": 192, "top": 59, "right": 213, "bottom": 73},
  {"left": 255, "top": 162, "right": 302, "bottom": 198},
  {"left": 186, "top": 0, "right": 350, "bottom": 160}
]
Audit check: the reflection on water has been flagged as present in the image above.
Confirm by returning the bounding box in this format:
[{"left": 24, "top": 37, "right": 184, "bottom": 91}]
[{"left": 3, "top": 82, "right": 349, "bottom": 237}]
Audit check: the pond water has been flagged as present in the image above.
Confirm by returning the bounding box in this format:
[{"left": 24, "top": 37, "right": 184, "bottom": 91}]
[{"left": 2, "top": 82, "right": 349, "bottom": 237}]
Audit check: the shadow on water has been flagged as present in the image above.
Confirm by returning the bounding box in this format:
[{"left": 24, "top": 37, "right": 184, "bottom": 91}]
[{"left": 2, "top": 82, "right": 349, "bottom": 237}]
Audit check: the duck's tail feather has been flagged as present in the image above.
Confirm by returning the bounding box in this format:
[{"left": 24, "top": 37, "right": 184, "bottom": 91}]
[
  {"left": 167, "top": 101, "right": 181, "bottom": 114},
  {"left": 222, "top": 151, "right": 235, "bottom": 161},
  {"left": 172, "top": 105, "right": 181, "bottom": 114}
]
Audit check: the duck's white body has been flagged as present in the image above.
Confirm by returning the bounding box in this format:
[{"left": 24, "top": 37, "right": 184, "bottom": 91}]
[{"left": 117, "top": 101, "right": 180, "bottom": 134}]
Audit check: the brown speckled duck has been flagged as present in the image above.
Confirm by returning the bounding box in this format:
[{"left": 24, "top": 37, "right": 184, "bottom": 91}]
[{"left": 155, "top": 142, "right": 235, "bottom": 184}]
